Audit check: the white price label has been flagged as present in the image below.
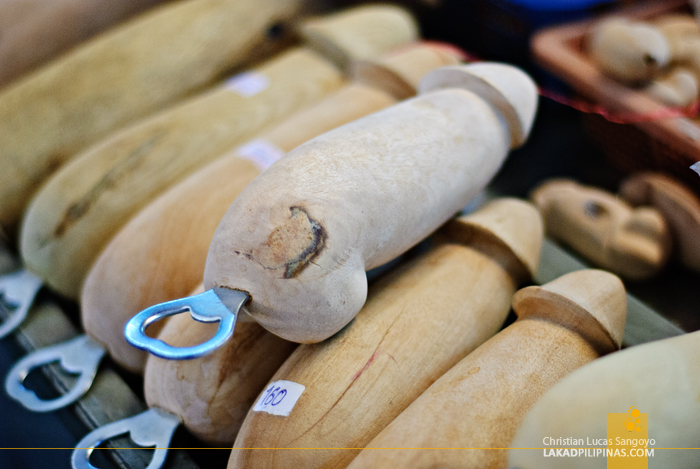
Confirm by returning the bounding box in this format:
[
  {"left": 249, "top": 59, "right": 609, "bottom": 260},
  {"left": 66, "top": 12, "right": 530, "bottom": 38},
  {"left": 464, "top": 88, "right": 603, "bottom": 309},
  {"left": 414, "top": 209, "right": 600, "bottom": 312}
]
[
  {"left": 225, "top": 72, "right": 270, "bottom": 97},
  {"left": 236, "top": 139, "right": 285, "bottom": 171},
  {"left": 253, "top": 380, "right": 305, "bottom": 417}
]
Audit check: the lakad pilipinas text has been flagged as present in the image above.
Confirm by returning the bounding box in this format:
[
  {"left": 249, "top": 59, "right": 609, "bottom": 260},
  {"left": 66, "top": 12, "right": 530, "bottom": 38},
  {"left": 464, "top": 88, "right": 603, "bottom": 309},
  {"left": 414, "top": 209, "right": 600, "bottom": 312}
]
[{"left": 541, "top": 407, "right": 653, "bottom": 468}]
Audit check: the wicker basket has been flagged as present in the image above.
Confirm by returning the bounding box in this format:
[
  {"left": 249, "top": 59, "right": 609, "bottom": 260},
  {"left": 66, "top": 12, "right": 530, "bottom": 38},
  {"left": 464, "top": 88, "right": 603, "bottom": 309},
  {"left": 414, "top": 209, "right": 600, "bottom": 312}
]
[{"left": 531, "top": 0, "right": 700, "bottom": 194}]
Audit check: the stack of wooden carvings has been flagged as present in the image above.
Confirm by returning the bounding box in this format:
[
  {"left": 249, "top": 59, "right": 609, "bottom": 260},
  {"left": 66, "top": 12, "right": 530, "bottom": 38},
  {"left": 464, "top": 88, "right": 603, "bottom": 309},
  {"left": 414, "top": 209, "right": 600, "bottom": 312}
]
[{"left": 0, "top": 1, "right": 697, "bottom": 469}]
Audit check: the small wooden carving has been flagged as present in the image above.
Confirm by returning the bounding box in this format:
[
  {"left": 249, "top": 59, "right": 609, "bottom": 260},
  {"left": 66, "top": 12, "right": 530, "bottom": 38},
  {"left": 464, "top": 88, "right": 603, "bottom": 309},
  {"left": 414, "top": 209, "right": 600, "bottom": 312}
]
[
  {"left": 587, "top": 18, "right": 670, "bottom": 83},
  {"left": 205, "top": 62, "right": 538, "bottom": 343},
  {"left": 620, "top": 171, "right": 700, "bottom": 272},
  {"left": 532, "top": 179, "right": 672, "bottom": 280}
]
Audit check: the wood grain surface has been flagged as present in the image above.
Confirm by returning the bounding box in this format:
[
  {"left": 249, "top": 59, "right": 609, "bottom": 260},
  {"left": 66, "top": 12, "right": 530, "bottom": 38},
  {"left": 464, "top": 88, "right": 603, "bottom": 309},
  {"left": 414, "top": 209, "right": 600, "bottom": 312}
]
[
  {"left": 0, "top": 0, "right": 306, "bottom": 231},
  {"left": 0, "top": 0, "right": 171, "bottom": 89},
  {"left": 347, "top": 269, "right": 627, "bottom": 469},
  {"left": 21, "top": 48, "right": 343, "bottom": 300},
  {"left": 228, "top": 199, "right": 543, "bottom": 469}
]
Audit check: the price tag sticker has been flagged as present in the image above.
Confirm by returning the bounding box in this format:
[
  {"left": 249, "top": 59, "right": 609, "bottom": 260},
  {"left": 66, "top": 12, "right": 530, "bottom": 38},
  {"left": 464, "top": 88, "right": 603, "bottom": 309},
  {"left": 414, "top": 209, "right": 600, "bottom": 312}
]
[
  {"left": 253, "top": 380, "right": 305, "bottom": 417},
  {"left": 236, "top": 139, "right": 286, "bottom": 171},
  {"left": 225, "top": 72, "right": 270, "bottom": 97}
]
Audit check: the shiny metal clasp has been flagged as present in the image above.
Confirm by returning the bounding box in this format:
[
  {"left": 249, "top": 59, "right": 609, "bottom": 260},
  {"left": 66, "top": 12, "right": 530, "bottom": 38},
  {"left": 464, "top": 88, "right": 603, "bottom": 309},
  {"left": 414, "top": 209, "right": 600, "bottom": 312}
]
[
  {"left": 71, "top": 408, "right": 180, "bottom": 469},
  {"left": 5, "top": 334, "right": 105, "bottom": 412},
  {"left": 0, "top": 269, "right": 43, "bottom": 338},
  {"left": 124, "top": 288, "right": 248, "bottom": 360}
]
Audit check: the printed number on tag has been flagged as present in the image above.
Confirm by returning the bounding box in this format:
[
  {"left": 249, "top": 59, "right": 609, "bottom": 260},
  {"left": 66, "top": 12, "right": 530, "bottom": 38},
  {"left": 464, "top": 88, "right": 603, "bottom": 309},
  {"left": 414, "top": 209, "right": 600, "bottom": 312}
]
[
  {"left": 253, "top": 380, "right": 305, "bottom": 417},
  {"left": 225, "top": 72, "right": 270, "bottom": 97}
]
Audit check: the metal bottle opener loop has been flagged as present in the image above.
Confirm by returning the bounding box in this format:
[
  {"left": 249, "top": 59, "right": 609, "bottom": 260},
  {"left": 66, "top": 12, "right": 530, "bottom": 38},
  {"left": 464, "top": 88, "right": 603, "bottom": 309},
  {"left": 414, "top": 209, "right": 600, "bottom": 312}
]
[
  {"left": 5, "top": 334, "right": 105, "bottom": 412},
  {"left": 71, "top": 408, "right": 180, "bottom": 469},
  {"left": 0, "top": 269, "right": 43, "bottom": 338},
  {"left": 124, "top": 287, "right": 248, "bottom": 360}
]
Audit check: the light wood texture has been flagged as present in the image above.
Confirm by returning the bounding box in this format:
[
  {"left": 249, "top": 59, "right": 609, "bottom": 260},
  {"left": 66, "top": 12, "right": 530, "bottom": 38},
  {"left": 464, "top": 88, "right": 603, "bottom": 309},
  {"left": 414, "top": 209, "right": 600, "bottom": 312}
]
[
  {"left": 0, "top": 0, "right": 170, "bottom": 89},
  {"left": 352, "top": 41, "right": 462, "bottom": 99},
  {"left": 587, "top": 18, "right": 670, "bottom": 83},
  {"left": 532, "top": 179, "right": 672, "bottom": 280},
  {"left": 204, "top": 63, "right": 538, "bottom": 344},
  {"left": 82, "top": 82, "right": 392, "bottom": 373},
  {"left": 21, "top": 48, "right": 344, "bottom": 300},
  {"left": 228, "top": 198, "right": 543, "bottom": 469},
  {"left": 300, "top": 4, "right": 418, "bottom": 71},
  {"left": 655, "top": 14, "right": 700, "bottom": 41},
  {"left": 348, "top": 269, "right": 627, "bottom": 469},
  {"left": 0, "top": 0, "right": 306, "bottom": 231},
  {"left": 510, "top": 330, "right": 700, "bottom": 469},
  {"left": 81, "top": 43, "right": 455, "bottom": 373},
  {"left": 145, "top": 318, "right": 297, "bottom": 445},
  {"left": 620, "top": 171, "right": 700, "bottom": 272},
  {"left": 644, "top": 67, "right": 699, "bottom": 107}
]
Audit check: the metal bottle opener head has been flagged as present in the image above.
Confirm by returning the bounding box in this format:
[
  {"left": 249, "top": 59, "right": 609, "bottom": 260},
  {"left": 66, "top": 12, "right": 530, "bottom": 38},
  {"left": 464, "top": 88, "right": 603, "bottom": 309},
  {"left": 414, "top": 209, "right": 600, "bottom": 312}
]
[
  {"left": 5, "top": 334, "right": 105, "bottom": 412},
  {"left": 71, "top": 408, "right": 180, "bottom": 469},
  {"left": 0, "top": 269, "right": 43, "bottom": 338},
  {"left": 124, "top": 287, "right": 248, "bottom": 360}
]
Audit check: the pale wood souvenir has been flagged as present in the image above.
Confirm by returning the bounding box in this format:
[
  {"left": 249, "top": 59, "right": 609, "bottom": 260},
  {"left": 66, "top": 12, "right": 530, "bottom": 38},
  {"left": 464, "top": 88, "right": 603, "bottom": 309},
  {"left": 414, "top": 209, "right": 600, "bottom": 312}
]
[
  {"left": 510, "top": 330, "right": 700, "bottom": 469},
  {"left": 0, "top": 0, "right": 308, "bottom": 231},
  {"left": 348, "top": 269, "right": 627, "bottom": 469},
  {"left": 532, "top": 179, "right": 671, "bottom": 280},
  {"left": 228, "top": 199, "right": 543, "bottom": 469},
  {"left": 83, "top": 43, "right": 458, "bottom": 373}
]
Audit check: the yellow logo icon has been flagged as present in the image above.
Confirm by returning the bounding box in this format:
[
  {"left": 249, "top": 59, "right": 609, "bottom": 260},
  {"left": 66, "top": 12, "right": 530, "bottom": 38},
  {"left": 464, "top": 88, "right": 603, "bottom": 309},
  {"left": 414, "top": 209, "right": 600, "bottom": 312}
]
[
  {"left": 607, "top": 407, "right": 650, "bottom": 469},
  {"left": 624, "top": 406, "right": 643, "bottom": 433}
]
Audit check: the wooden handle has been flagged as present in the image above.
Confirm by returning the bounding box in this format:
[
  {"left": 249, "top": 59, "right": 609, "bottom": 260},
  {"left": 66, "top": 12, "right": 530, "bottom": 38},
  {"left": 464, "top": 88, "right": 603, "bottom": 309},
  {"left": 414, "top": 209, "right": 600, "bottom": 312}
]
[
  {"left": 620, "top": 171, "right": 700, "bottom": 272},
  {"left": 299, "top": 4, "right": 418, "bottom": 72},
  {"left": 81, "top": 81, "right": 396, "bottom": 373},
  {"left": 510, "top": 330, "right": 700, "bottom": 468},
  {"left": 532, "top": 178, "right": 672, "bottom": 280},
  {"left": 205, "top": 63, "right": 538, "bottom": 344},
  {"left": 348, "top": 269, "right": 627, "bottom": 469},
  {"left": 82, "top": 44, "right": 458, "bottom": 374},
  {"left": 0, "top": 0, "right": 308, "bottom": 232},
  {"left": 20, "top": 48, "right": 343, "bottom": 300},
  {"left": 351, "top": 41, "right": 463, "bottom": 99},
  {"left": 228, "top": 198, "right": 543, "bottom": 468},
  {"left": 0, "top": 0, "right": 169, "bottom": 89},
  {"left": 144, "top": 317, "right": 297, "bottom": 445}
]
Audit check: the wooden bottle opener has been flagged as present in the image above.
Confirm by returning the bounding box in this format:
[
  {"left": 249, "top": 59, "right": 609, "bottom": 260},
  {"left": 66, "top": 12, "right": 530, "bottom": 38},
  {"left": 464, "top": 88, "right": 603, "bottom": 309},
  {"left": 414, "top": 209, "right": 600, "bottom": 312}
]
[
  {"left": 348, "top": 268, "right": 627, "bottom": 469},
  {"left": 82, "top": 42, "right": 459, "bottom": 374},
  {"left": 5, "top": 42, "right": 455, "bottom": 416},
  {"left": 228, "top": 198, "right": 542, "bottom": 469},
  {"left": 124, "top": 61, "right": 538, "bottom": 360},
  {"left": 65, "top": 44, "right": 465, "bottom": 457},
  {"left": 5, "top": 8, "right": 422, "bottom": 415}
]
